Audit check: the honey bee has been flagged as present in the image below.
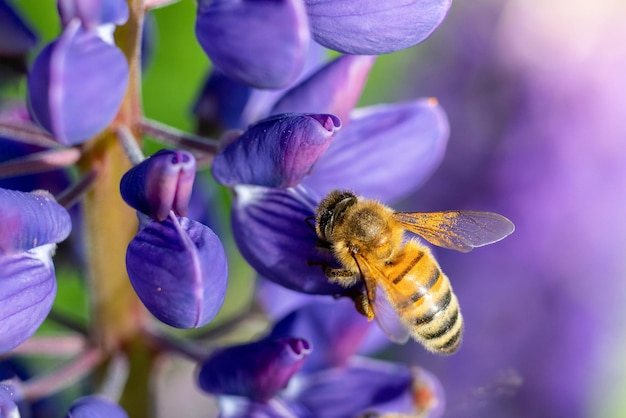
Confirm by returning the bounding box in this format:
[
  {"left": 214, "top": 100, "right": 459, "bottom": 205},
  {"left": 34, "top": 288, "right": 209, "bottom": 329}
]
[{"left": 314, "top": 190, "right": 515, "bottom": 354}]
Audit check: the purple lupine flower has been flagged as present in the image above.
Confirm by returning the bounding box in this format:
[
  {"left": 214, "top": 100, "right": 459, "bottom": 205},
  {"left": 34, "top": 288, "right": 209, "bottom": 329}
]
[
  {"left": 126, "top": 213, "right": 228, "bottom": 328},
  {"left": 120, "top": 149, "right": 197, "bottom": 221},
  {"left": 65, "top": 395, "right": 128, "bottom": 418},
  {"left": 27, "top": 3, "right": 129, "bottom": 145},
  {"left": 57, "top": 0, "right": 129, "bottom": 29},
  {"left": 121, "top": 150, "right": 228, "bottom": 329},
  {"left": 195, "top": 0, "right": 452, "bottom": 88},
  {"left": 0, "top": 188, "right": 71, "bottom": 353},
  {"left": 210, "top": 64, "right": 448, "bottom": 294},
  {"left": 198, "top": 299, "right": 445, "bottom": 417},
  {"left": 0, "top": 382, "right": 19, "bottom": 418},
  {"left": 382, "top": 0, "right": 626, "bottom": 417}
]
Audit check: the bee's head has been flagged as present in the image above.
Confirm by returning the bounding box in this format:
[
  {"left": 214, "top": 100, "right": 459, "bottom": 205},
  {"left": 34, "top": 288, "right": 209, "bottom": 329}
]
[{"left": 315, "top": 190, "right": 357, "bottom": 242}]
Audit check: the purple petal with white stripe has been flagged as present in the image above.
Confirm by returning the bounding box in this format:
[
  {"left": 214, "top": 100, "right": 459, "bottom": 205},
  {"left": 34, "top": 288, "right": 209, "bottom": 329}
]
[
  {"left": 126, "top": 214, "right": 228, "bottom": 328},
  {"left": 58, "top": 0, "right": 129, "bottom": 29}
]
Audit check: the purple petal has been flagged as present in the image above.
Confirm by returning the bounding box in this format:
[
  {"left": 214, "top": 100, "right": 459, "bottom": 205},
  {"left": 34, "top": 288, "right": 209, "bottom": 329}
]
[
  {"left": 303, "top": 98, "right": 449, "bottom": 202},
  {"left": 291, "top": 357, "right": 414, "bottom": 418},
  {"left": 193, "top": 69, "right": 253, "bottom": 134},
  {"left": 198, "top": 337, "right": 311, "bottom": 401},
  {"left": 269, "top": 299, "right": 373, "bottom": 372},
  {"left": 58, "top": 0, "right": 129, "bottom": 29},
  {"left": 0, "top": 188, "right": 72, "bottom": 256},
  {"left": 126, "top": 214, "right": 228, "bottom": 328},
  {"left": 217, "top": 397, "right": 302, "bottom": 418},
  {"left": 0, "top": 0, "right": 37, "bottom": 56},
  {"left": 0, "top": 383, "right": 19, "bottom": 417},
  {"left": 231, "top": 185, "right": 345, "bottom": 294},
  {"left": 212, "top": 113, "right": 341, "bottom": 188},
  {"left": 66, "top": 395, "right": 128, "bottom": 418},
  {"left": 195, "top": 0, "right": 310, "bottom": 89},
  {"left": 0, "top": 246, "right": 58, "bottom": 353},
  {"left": 271, "top": 55, "right": 376, "bottom": 125},
  {"left": 120, "top": 149, "right": 197, "bottom": 221},
  {"left": 305, "top": 0, "right": 452, "bottom": 54},
  {"left": 27, "top": 21, "right": 129, "bottom": 145}
]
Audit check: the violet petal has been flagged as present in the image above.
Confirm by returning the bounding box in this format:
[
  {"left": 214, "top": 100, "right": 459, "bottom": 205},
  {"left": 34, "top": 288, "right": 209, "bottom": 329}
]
[
  {"left": 198, "top": 337, "right": 311, "bottom": 401},
  {"left": 27, "top": 21, "right": 129, "bottom": 145},
  {"left": 269, "top": 299, "right": 372, "bottom": 372},
  {"left": 195, "top": 0, "right": 310, "bottom": 89},
  {"left": 0, "top": 0, "right": 37, "bottom": 56},
  {"left": 0, "top": 188, "right": 72, "bottom": 256},
  {"left": 271, "top": 55, "right": 376, "bottom": 126},
  {"left": 212, "top": 113, "right": 341, "bottom": 188},
  {"left": 231, "top": 185, "right": 345, "bottom": 295},
  {"left": 305, "top": 0, "right": 452, "bottom": 54},
  {"left": 66, "top": 395, "right": 128, "bottom": 418},
  {"left": 126, "top": 215, "right": 228, "bottom": 328},
  {"left": 58, "top": 0, "right": 129, "bottom": 29},
  {"left": 0, "top": 245, "right": 58, "bottom": 354},
  {"left": 120, "top": 149, "right": 197, "bottom": 221},
  {"left": 303, "top": 98, "right": 449, "bottom": 202},
  {"left": 0, "top": 383, "right": 19, "bottom": 418},
  {"left": 292, "top": 357, "right": 414, "bottom": 418}
]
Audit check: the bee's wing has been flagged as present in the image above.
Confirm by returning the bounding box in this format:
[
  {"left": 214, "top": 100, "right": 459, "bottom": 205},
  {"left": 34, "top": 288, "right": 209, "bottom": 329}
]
[
  {"left": 393, "top": 211, "right": 515, "bottom": 253},
  {"left": 354, "top": 253, "right": 410, "bottom": 345}
]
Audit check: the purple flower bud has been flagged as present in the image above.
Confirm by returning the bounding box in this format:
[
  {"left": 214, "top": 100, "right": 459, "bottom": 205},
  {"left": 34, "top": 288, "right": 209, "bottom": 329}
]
[
  {"left": 27, "top": 20, "right": 129, "bottom": 145},
  {"left": 271, "top": 55, "right": 376, "bottom": 126},
  {"left": 303, "top": 98, "right": 449, "bottom": 202},
  {"left": 198, "top": 337, "right": 311, "bottom": 401},
  {"left": 195, "top": 0, "right": 310, "bottom": 89},
  {"left": 0, "top": 0, "right": 37, "bottom": 57},
  {"left": 230, "top": 185, "right": 344, "bottom": 294},
  {"left": 212, "top": 113, "right": 341, "bottom": 188},
  {"left": 0, "top": 245, "right": 58, "bottom": 353},
  {"left": 66, "top": 395, "right": 128, "bottom": 418},
  {"left": 0, "top": 383, "right": 19, "bottom": 418},
  {"left": 305, "top": 0, "right": 452, "bottom": 54},
  {"left": 0, "top": 188, "right": 72, "bottom": 256},
  {"left": 120, "top": 149, "right": 197, "bottom": 221},
  {"left": 126, "top": 214, "right": 228, "bottom": 328},
  {"left": 58, "top": 0, "right": 129, "bottom": 29}
]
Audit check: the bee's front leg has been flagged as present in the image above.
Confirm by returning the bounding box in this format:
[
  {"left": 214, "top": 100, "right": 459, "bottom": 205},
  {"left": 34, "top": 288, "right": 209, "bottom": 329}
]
[{"left": 323, "top": 266, "right": 361, "bottom": 288}]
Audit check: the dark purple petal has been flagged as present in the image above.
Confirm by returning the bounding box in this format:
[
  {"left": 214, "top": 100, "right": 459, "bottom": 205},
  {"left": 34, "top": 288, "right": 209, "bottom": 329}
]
[
  {"left": 0, "top": 246, "right": 58, "bottom": 353},
  {"left": 291, "top": 357, "right": 415, "bottom": 418},
  {"left": 27, "top": 21, "right": 129, "bottom": 145},
  {"left": 58, "top": 0, "right": 129, "bottom": 29},
  {"left": 193, "top": 69, "right": 253, "bottom": 134},
  {"left": 302, "top": 98, "right": 449, "bottom": 202},
  {"left": 269, "top": 299, "right": 373, "bottom": 372},
  {"left": 126, "top": 215, "right": 228, "bottom": 328},
  {"left": 217, "top": 397, "right": 302, "bottom": 418},
  {"left": 212, "top": 113, "right": 340, "bottom": 188},
  {"left": 195, "top": 0, "right": 310, "bottom": 89},
  {"left": 305, "top": 0, "right": 452, "bottom": 54},
  {"left": 198, "top": 337, "right": 311, "bottom": 401},
  {"left": 0, "top": 188, "right": 72, "bottom": 256},
  {"left": 120, "top": 149, "right": 197, "bottom": 221},
  {"left": 0, "top": 0, "right": 37, "bottom": 56},
  {"left": 66, "top": 395, "right": 128, "bottom": 418},
  {"left": 271, "top": 55, "right": 376, "bottom": 125},
  {"left": 231, "top": 185, "right": 345, "bottom": 295},
  {"left": 0, "top": 383, "right": 19, "bottom": 417}
]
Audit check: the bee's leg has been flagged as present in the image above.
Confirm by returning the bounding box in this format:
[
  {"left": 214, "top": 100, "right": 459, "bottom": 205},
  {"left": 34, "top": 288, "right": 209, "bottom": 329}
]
[
  {"left": 323, "top": 267, "right": 360, "bottom": 287},
  {"left": 351, "top": 290, "right": 375, "bottom": 320}
]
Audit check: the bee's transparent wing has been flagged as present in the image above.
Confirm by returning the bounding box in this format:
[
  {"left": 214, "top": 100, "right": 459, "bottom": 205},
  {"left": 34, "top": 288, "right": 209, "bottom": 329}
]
[
  {"left": 372, "top": 284, "right": 410, "bottom": 344},
  {"left": 355, "top": 253, "right": 410, "bottom": 345},
  {"left": 393, "top": 211, "right": 515, "bottom": 253}
]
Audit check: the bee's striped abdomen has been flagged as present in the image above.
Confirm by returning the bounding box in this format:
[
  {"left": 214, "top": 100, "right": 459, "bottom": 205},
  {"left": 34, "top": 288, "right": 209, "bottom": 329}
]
[{"left": 389, "top": 241, "right": 464, "bottom": 354}]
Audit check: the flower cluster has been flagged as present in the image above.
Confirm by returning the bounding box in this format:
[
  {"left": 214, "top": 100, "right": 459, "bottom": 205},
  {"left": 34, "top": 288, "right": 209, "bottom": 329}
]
[{"left": 0, "top": 0, "right": 460, "bottom": 416}]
